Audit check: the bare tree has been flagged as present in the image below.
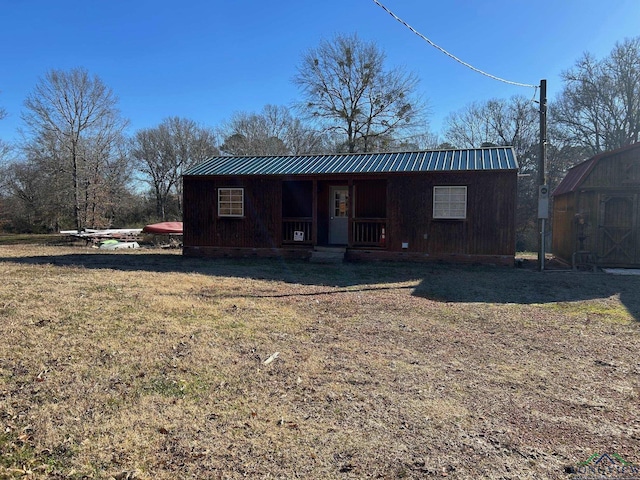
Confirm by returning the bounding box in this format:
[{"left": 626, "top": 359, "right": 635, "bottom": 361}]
[
  {"left": 552, "top": 37, "right": 640, "bottom": 154},
  {"left": 220, "top": 111, "right": 288, "bottom": 156},
  {"left": 444, "top": 96, "right": 538, "bottom": 156},
  {"left": 444, "top": 96, "right": 540, "bottom": 250},
  {"left": 3, "top": 158, "right": 52, "bottom": 231},
  {"left": 0, "top": 99, "right": 11, "bottom": 164},
  {"left": 219, "top": 105, "right": 325, "bottom": 155},
  {"left": 132, "top": 117, "right": 219, "bottom": 221},
  {"left": 22, "top": 68, "right": 129, "bottom": 230},
  {"left": 295, "top": 33, "right": 426, "bottom": 153}
]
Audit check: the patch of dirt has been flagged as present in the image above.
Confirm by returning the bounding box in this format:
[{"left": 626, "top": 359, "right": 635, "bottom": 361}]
[{"left": 0, "top": 246, "right": 638, "bottom": 479}]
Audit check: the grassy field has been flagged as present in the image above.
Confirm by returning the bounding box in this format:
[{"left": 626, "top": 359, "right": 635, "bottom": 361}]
[{"left": 0, "top": 245, "right": 639, "bottom": 479}]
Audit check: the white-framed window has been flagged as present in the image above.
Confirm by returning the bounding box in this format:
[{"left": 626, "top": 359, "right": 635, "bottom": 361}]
[
  {"left": 218, "top": 188, "right": 244, "bottom": 217},
  {"left": 433, "top": 186, "right": 467, "bottom": 219}
]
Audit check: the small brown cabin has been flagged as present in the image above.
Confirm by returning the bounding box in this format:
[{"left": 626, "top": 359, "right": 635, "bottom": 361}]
[
  {"left": 552, "top": 142, "right": 640, "bottom": 268},
  {"left": 182, "top": 148, "right": 518, "bottom": 264}
]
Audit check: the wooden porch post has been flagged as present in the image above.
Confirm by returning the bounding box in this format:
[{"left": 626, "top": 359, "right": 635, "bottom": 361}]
[
  {"left": 348, "top": 179, "right": 354, "bottom": 248},
  {"left": 312, "top": 179, "right": 318, "bottom": 246}
]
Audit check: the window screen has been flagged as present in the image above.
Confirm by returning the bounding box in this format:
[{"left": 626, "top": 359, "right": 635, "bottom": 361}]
[
  {"left": 218, "top": 188, "right": 244, "bottom": 217},
  {"left": 433, "top": 186, "right": 467, "bottom": 219}
]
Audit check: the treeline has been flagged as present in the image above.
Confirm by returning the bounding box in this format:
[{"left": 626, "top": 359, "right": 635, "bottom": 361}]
[{"left": 0, "top": 34, "right": 639, "bottom": 251}]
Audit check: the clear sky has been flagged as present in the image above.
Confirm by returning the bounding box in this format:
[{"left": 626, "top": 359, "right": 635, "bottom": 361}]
[{"left": 1, "top": 0, "right": 639, "bottom": 145}]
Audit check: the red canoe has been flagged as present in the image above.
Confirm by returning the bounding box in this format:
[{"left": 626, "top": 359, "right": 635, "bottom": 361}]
[{"left": 142, "top": 222, "right": 183, "bottom": 234}]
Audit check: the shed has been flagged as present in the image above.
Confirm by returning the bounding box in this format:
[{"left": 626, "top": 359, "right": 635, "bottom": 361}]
[
  {"left": 182, "top": 148, "right": 518, "bottom": 264},
  {"left": 552, "top": 142, "right": 640, "bottom": 268}
]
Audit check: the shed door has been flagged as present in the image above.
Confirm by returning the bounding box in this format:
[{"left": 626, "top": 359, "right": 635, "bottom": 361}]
[
  {"left": 329, "top": 186, "right": 349, "bottom": 245},
  {"left": 597, "top": 194, "right": 639, "bottom": 265}
]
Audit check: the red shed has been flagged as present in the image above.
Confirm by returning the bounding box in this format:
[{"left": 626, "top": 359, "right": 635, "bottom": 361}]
[{"left": 182, "top": 148, "right": 518, "bottom": 264}]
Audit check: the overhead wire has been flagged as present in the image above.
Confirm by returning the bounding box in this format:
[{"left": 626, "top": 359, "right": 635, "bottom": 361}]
[{"left": 371, "top": 0, "right": 538, "bottom": 89}]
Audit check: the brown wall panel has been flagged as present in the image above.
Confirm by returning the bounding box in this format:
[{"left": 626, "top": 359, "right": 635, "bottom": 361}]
[
  {"left": 387, "top": 171, "right": 516, "bottom": 255},
  {"left": 184, "top": 177, "right": 281, "bottom": 248}
]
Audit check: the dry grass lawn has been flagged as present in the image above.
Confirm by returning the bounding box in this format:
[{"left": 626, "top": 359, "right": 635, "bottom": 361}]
[{"left": 0, "top": 245, "right": 639, "bottom": 479}]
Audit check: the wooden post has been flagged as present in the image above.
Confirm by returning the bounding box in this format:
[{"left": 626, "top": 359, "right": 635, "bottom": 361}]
[
  {"left": 538, "top": 79, "right": 547, "bottom": 271},
  {"left": 312, "top": 179, "right": 318, "bottom": 246},
  {"left": 347, "top": 180, "right": 354, "bottom": 248}
]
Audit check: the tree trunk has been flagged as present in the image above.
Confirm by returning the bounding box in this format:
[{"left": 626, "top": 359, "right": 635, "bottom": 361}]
[
  {"left": 155, "top": 185, "right": 166, "bottom": 221},
  {"left": 71, "top": 140, "right": 82, "bottom": 232}
]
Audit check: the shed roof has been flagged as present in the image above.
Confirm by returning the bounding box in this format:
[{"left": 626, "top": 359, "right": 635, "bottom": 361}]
[
  {"left": 184, "top": 147, "right": 518, "bottom": 176},
  {"left": 552, "top": 142, "right": 640, "bottom": 196},
  {"left": 552, "top": 157, "right": 597, "bottom": 196}
]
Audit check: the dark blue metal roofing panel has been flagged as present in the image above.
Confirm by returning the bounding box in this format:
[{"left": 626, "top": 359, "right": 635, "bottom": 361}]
[
  {"left": 183, "top": 147, "right": 518, "bottom": 176},
  {"left": 407, "top": 152, "right": 418, "bottom": 171}
]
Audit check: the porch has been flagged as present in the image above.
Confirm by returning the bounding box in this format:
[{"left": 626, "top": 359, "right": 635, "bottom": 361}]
[{"left": 281, "top": 179, "right": 387, "bottom": 249}]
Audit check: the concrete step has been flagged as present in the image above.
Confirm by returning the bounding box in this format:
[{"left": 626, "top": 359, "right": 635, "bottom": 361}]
[{"left": 313, "top": 246, "right": 346, "bottom": 253}]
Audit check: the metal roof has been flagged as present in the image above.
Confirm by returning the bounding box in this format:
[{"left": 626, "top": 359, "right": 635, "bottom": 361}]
[
  {"left": 184, "top": 148, "right": 518, "bottom": 176},
  {"left": 552, "top": 157, "right": 597, "bottom": 196},
  {"left": 553, "top": 142, "right": 640, "bottom": 196}
]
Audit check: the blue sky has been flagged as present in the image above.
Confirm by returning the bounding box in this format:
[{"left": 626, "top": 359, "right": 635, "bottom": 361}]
[{"left": 1, "top": 0, "right": 639, "bottom": 145}]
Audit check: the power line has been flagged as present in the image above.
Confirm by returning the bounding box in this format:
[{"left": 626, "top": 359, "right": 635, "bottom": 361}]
[{"left": 371, "top": 0, "right": 538, "bottom": 89}]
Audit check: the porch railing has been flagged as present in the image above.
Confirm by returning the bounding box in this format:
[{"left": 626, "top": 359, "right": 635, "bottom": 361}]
[
  {"left": 353, "top": 218, "right": 387, "bottom": 247},
  {"left": 283, "top": 217, "right": 386, "bottom": 247},
  {"left": 282, "top": 217, "right": 313, "bottom": 245}
]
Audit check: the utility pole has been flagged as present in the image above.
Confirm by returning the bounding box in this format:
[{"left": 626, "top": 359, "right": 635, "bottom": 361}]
[{"left": 537, "top": 79, "right": 548, "bottom": 271}]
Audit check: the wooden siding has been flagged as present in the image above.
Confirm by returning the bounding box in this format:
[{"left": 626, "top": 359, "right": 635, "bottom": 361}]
[
  {"left": 184, "top": 170, "right": 517, "bottom": 261},
  {"left": 552, "top": 144, "right": 640, "bottom": 267},
  {"left": 597, "top": 193, "right": 640, "bottom": 265},
  {"left": 551, "top": 193, "right": 576, "bottom": 262},
  {"left": 183, "top": 177, "right": 282, "bottom": 248},
  {"left": 581, "top": 150, "right": 640, "bottom": 189},
  {"left": 354, "top": 180, "right": 386, "bottom": 218},
  {"left": 387, "top": 171, "right": 516, "bottom": 255}
]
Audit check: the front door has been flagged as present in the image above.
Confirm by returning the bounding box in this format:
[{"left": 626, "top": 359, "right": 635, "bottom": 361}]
[{"left": 329, "top": 186, "right": 349, "bottom": 245}]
